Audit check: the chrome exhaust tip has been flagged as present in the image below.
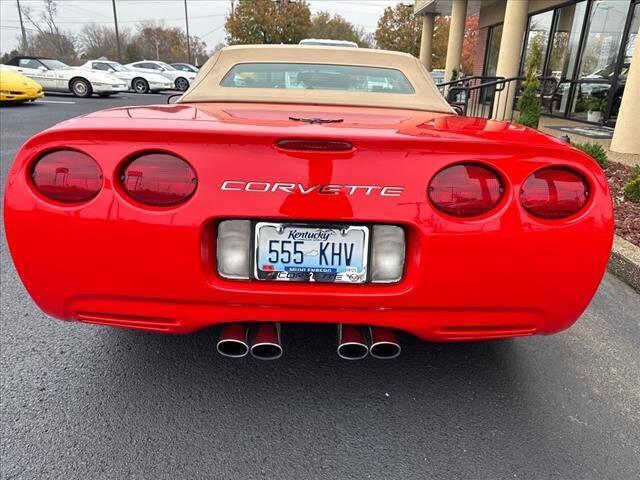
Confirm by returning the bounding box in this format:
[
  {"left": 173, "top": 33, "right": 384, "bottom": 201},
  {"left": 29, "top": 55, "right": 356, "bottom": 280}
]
[
  {"left": 250, "top": 323, "right": 283, "bottom": 360},
  {"left": 369, "top": 327, "right": 401, "bottom": 359},
  {"left": 216, "top": 323, "right": 249, "bottom": 358},
  {"left": 337, "top": 324, "right": 369, "bottom": 360}
]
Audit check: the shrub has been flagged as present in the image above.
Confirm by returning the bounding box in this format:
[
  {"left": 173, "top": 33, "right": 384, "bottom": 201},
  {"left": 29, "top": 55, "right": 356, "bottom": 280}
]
[
  {"left": 624, "top": 165, "right": 640, "bottom": 203},
  {"left": 624, "top": 177, "right": 640, "bottom": 203},
  {"left": 575, "top": 142, "right": 608, "bottom": 169},
  {"left": 514, "top": 38, "right": 542, "bottom": 129}
]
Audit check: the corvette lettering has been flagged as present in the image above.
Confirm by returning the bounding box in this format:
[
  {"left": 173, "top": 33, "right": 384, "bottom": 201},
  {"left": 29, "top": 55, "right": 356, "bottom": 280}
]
[{"left": 221, "top": 181, "right": 404, "bottom": 197}]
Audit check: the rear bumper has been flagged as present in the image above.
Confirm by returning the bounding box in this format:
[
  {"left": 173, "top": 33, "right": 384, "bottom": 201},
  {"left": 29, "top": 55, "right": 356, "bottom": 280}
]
[{"left": 4, "top": 207, "right": 612, "bottom": 341}]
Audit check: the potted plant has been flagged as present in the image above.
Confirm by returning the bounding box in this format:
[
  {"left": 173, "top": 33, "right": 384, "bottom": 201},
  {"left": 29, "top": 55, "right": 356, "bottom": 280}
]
[{"left": 587, "top": 95, "right": 606, "bottom": 122}]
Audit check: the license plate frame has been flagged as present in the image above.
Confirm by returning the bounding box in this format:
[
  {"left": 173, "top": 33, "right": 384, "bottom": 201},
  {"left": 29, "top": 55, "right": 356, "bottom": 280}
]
[{"left": 254, "top": 222, "right": 370, "bottom": 283}]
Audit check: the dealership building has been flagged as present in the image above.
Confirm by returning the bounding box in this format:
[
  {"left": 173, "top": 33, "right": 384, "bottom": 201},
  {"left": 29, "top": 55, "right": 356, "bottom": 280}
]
[{"left": 415, "top": 0, "right": 640, "bottom": 154}]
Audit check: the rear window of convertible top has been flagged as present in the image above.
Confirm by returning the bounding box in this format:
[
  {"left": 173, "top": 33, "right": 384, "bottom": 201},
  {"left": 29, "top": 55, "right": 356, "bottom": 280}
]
[{"left": 219, "top": 63, "right": 415, "bottom": 94}]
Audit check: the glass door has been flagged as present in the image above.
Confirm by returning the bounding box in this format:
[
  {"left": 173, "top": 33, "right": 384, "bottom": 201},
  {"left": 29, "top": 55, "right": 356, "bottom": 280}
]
[
  {"left": 570, "top": 0, "right": 631, "bottom": 123},
  {"left": 521, "top": 10, "right": 554, "bottom": 75},
  {"left": 545, "top": 1, "right": 588, "bottom": 116}
]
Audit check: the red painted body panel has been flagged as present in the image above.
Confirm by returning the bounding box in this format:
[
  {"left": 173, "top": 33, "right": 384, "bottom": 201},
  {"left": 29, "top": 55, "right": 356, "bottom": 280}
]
[{"left": 4, "top": 103, "right": 614, "bottom": 340}]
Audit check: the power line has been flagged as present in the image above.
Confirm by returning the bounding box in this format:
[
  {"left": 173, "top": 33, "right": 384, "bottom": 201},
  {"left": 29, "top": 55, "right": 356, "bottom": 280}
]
[
  {"left": 1, "top": 24, "right": 37, "bottom": 32},
  {"left": 200, "top": 24, "right": 225, "bottom": 39},
  {"left": 67, "top": 3, "right": 113, "bottom": 20}
]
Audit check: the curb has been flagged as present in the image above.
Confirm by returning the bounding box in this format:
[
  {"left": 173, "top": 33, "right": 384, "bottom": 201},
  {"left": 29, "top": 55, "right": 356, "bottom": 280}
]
[{"left": 608, "top": 235, "right": 640, "bottom": 292}]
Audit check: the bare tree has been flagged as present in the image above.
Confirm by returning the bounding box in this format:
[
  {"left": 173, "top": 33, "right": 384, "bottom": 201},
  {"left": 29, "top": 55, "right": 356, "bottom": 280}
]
[
  {"left": 133, "top": 21, "right": 207, "bottom": 63},
  {"left": 22, "top": 0, "right": 78, "bottom": 63},
  {"left": 80, "top": 23, "right": 131, "bottom": 60}
]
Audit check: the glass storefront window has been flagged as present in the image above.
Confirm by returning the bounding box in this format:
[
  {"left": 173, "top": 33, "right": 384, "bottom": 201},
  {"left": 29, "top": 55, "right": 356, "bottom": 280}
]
[
  {"left": 546, "top": 1, "right": 588, "bottom": 80},
  {"left": 482, "top": 0, "right": 636, "bottom": 124},
  {"left": 484, "top": 24, "right": 503, "bottom": 77},
  {"left": 546, "top": 1, "right": 588, "bottom": 116},
  {"left": 522, "top": 10, "right": 554, "bottom": 74},
  {"left": 578, "top": 0, "right": 629, "bottom": 77},
  {"left": 571, "top": 0, "right": 631, "bottom": 121},
  {"left": 571, "top": 83, "right": 611, "bottom": 122}
]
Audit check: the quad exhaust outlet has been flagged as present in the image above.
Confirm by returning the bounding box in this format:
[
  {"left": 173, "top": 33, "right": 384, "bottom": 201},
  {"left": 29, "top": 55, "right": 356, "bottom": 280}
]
[{"left": 217, "top": 323, "right": 400, "bottom": 360}]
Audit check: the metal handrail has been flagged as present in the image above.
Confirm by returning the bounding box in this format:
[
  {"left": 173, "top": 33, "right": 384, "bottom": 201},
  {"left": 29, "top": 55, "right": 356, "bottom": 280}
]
[
  {"left": 437, "top": 75, "right": 560, "bottom": 120},
  {"left": 436, "top": 75, "right": 502, "bottom": 89}
]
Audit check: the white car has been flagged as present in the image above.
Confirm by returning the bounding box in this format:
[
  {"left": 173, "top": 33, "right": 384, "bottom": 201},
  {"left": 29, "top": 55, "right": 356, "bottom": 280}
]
[
  {"left": 125, "top": 60, "right": 197, "bottom": 92},
  {"left": 3, "top": 56, "right": 128, "bottom": 97},
  {"left": 171, "top": 63, "right": 199, "bottom": 74},
  {"left": 79, "top": 60, "right": 174, "bottom": 94}
]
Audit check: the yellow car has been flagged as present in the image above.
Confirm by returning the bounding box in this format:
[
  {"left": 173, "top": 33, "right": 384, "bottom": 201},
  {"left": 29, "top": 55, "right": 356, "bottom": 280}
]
[{"left": 0, "top": 70, "right": 44, "bottom": 102}]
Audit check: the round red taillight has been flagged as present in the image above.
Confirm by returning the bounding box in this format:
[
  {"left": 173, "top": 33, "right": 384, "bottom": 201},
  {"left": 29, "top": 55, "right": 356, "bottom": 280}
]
[
  {"left": 520, "top": 167, "right": 589, "bottom": 219},
  {"left": 428, "top": 163, "right": 504, "bottom": 217},
  {"left": 121, "top": 153, "right": 197, "bottom": 206},
  {"left": 31, "top": 150, "right": 102, "bottom": 203}
]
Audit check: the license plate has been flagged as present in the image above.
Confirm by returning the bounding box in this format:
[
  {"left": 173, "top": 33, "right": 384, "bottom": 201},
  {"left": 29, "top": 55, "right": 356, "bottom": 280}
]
[{"left": 255, "top": 222, "right": 369, "bottom": 283}]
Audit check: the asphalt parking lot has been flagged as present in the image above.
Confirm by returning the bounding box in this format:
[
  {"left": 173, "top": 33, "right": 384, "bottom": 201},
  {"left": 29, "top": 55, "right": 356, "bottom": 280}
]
[{"left": 1, "top": 93, "right": 639, "bottom": 480}]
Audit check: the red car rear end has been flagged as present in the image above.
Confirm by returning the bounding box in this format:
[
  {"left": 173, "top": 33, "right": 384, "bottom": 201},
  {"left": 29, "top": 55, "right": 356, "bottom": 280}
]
[{"left": 4, "top": 102, "right": 613, "bottom": 347}]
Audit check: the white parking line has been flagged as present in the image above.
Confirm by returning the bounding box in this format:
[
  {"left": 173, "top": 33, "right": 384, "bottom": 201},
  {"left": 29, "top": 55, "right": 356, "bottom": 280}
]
[
  {"left": 118, "top": 92, "right": 170, "bottom": 97},
  {"left": 35, "top": 100, "right": 77, "bottom": 104}
]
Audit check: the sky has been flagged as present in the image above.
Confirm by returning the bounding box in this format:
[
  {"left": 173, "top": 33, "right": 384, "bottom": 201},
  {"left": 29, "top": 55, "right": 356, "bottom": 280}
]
[{"left": 0, "top": 0, "right": 404, "bottom": 56}]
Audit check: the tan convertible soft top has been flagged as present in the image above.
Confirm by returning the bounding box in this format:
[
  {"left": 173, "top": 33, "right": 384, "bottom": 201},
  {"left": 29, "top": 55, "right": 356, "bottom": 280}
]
[{"left": 178, "top": 45, "right": 453, "bottom": 113}]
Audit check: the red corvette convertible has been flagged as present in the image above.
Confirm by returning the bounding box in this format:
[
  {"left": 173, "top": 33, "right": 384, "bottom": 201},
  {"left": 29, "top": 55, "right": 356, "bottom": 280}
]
[{"left": 4, "top": 45, "right": 613, "bottom": 360}]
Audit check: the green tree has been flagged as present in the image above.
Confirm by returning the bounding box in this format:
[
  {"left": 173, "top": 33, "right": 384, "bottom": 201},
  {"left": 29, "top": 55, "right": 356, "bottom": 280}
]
[
  {"left": 309, "top": 11, "right": 372, "bottom": 48},
  {"left": 460, "top": 16, "right": 478, "bottom": 76},
  {"left": 0, "top": 49, "right": 21, "bottom": 64},
  {"left": 225, "top": 0, "right": 312, "bottom": 45},
  {"left": 431, "top": 15, "right": 478, "bottom": 74},
  {"left": 431, "top": 16, "right": 450, "bottom": 68},
  {"left": 123, "top": 42, "right": 143, "bottom": 64},
  {"left": 374, "top": 3, "right": 421, "bottom": 57},
  {"left": 514, "top": 37, "right": 542, "bottom": 128},
  {"left": 374, "top": 6, "right": 477, "bottom": 73}
]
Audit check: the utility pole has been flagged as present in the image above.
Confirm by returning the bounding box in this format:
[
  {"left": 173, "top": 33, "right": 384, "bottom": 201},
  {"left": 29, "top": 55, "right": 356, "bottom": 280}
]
[
  {"left": 112, "top": 0, "right": 121, "bottom": 62},
  {"left": 16, "top": 0, "right": 28, "bottom": 54},
  {"left": 184, "top": 0, "right": 192, "bottom": 64}
]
